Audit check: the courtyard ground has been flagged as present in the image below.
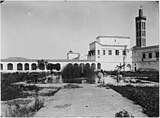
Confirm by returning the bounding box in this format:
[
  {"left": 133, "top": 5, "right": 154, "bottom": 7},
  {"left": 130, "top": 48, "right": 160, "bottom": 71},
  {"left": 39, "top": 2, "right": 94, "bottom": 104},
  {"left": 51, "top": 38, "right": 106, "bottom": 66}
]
[{"left": 34, "top": 83, "right": 147, "bottom": 117}]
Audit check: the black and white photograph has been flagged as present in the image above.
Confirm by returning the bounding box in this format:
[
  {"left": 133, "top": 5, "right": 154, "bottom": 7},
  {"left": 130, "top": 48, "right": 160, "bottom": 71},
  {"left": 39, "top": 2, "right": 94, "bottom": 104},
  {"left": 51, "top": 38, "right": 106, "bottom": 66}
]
[{"left": 1, "top": 1, "right": 159, "bottom": 117}]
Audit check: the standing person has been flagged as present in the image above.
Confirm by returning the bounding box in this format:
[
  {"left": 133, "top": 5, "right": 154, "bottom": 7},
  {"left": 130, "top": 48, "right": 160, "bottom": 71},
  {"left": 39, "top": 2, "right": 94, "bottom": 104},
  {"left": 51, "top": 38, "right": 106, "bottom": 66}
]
[{"left": 97, "top": 70, "right": 104, "bottom": 84}]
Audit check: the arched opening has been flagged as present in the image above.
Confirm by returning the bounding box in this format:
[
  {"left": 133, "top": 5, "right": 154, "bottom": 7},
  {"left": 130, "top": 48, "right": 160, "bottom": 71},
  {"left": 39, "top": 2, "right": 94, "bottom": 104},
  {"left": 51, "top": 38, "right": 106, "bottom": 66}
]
[
  {"left": 25, "top": 63, "right": 29, "bottom": 70},
  {"left": 126, "top": 64, "right": 131, "bottom": 71},
  {"left": 74, "top": 63, "right": 78, "bottom": 67},
  {"left": 68, "top": 63, "right": 72, "bottom": 67},
  {"left": 8, "top": 63, "right": 13, "bottom": 70},
  {"left": 31, "top": 63, "right": 37, "bottom": 70},
  {"left": 85, "top": 63, "right": 90, "bottom": 68},
  {"left": 17, "top": 63, "right": 23, "bottom": 70},
  {"left": 91, "top": 63, "right": 96, "bottom": 70},
  {"left": 97, "top": 63, "right": 101, "bottom": 69},
  {"left": 0, "top": 63, "right": 3, "bottom": 70},
  {"left": 80, "top": 63, "right": 84, "bottom": 73}
]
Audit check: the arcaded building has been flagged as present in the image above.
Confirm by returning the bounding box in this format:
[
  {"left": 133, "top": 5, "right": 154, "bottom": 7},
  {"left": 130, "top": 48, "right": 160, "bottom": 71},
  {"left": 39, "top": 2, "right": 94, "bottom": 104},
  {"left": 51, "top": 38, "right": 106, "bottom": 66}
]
[
  {"left": 132, "top": 7, "right": 159, "bottom": 71},
  {"left": 0, "top": 56, "right": 96, "bottom": 73}
]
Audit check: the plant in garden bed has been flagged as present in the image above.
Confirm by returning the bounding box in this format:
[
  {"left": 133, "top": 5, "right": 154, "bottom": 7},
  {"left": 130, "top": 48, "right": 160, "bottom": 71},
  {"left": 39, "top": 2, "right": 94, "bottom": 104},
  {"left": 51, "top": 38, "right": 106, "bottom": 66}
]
[
  {"left": 39, "top": 88, "right": 61, "bottom": 96},
  {"left": 5, "top": 98, "right": 44, "bottom": 117},
  {"left": 108, "top": 84, "right": 159, "bottom": 117},
  {"left": 1, "top": 84, "right": 29, "bottom": 101},
  {"left": 115, "top": 110, "right": 134, "bottom": 117},
  {"left": 64, "top": 83, "right": 82, "bottom": 89}
]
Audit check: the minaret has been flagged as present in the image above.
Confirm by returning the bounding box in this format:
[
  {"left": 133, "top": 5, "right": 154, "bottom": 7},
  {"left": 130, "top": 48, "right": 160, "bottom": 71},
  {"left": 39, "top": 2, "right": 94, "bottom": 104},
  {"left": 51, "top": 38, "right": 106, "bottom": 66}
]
[{"left": 135, "top": 6, "right": 146, "bottom": 47}]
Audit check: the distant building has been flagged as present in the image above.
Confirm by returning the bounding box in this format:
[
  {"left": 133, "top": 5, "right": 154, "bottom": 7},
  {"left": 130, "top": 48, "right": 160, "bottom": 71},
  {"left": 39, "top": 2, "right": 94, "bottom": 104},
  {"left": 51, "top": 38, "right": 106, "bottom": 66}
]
[
  {"left": 87, "top": 36, "right": 132, "bottom": 71},
  {"left": 67, "top": 50, "right": 80, "bottom": 60},
  {"left": 132, "top": 7, "right": 159, "bottom": 71}
]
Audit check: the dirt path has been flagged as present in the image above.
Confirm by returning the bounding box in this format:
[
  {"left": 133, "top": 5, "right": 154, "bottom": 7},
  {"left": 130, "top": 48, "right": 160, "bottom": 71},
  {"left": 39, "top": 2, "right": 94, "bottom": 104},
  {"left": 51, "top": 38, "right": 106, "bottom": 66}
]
[{"left": 34, "top": 84, "right": 147, "bottom": 117}]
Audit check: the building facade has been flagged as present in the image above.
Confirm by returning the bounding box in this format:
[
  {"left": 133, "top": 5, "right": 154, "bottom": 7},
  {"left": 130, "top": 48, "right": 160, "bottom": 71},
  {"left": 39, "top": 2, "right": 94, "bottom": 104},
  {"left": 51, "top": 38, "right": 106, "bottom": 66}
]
[
  {"left": 0, "top": 57, "right": 97, "bottom": 73},
  {"left": 132, "top": 45, "right": 159, "bottom": 71},
  {"left": 132, "top": 7, "right": 159, "bottom": 71},
  {"left": 87, "top": 36, "right": 132, "bottom": 71}
]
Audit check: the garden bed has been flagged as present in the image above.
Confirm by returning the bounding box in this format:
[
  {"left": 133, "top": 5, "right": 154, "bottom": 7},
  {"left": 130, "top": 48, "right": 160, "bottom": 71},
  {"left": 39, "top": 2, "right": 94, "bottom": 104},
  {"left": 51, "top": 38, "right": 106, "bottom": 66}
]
[
  {"left": 1, "top": 72, "right": 62, "bottom": 117},
  {"left": 107, "top": 84, "right": 159, "bottom": 117}
]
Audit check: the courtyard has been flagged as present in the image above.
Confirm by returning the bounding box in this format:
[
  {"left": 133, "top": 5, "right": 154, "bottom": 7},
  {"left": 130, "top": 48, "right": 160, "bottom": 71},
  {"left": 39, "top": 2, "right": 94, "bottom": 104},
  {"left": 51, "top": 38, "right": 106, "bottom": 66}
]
[{"left": 1, "top": 71, "right": 159, "bottom": 117}]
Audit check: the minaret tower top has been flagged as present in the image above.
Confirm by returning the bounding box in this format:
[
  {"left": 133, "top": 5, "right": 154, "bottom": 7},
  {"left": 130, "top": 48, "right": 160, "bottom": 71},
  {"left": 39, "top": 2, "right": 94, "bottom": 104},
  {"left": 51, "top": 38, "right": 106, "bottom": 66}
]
[
  {"left": 139, "top": 5, "right": 143, "bottom": 17},
  {"left": 135, "top": 6, "right": 146, "bottom": 47}
]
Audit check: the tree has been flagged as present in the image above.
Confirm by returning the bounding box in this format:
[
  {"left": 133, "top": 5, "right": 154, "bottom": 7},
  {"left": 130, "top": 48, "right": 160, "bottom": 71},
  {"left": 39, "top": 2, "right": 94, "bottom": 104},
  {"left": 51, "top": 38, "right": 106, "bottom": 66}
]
[
  {"left": 37, "top": 59, "right": 48, "bottom": 70},
  {"left": 55, "top": 63, "right": 61, "bottom": 71},
  {"left": 47, "top": 63, "right": 54, "bottom": 73}
]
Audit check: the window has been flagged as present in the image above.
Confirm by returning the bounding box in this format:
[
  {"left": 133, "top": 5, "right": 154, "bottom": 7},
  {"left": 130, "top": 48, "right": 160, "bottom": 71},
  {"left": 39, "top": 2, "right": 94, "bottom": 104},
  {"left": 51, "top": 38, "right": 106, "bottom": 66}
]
[
  {"left": 115, "top": 50, "right": 119, "bottom": 55},
  {"left": 98, "top": 50, "right": 100, "bottom": 55},
  {"left": 103, "top": 50, "right": 105, "bottom": 55},
  {"left": 139, "top": 31, "right": 141, "bottom": 37},
  {"left": 142, "top": 38, "right": 146, "bottom": 46},
  {"left": 149, "top": 53, "right": 152, "bottom": 58},
  {"left": 123, "top": 50, "right": 126, "bottom": 55},
  {"left": 97, "top": 63, "right": 101, "bottom": 69},
  {"left": 144, "top": 22, "right": 146, "bottom": 29},
  {"left": 142, "top": 53, "right": 145, "bottom": 59},
  {"left": 108, "top": 50, "right": 112, "bottom": 55},
  {"left": 142, "top": 31, "right": 146, "bottom": 37},
  {"left": 142, "top": 22, "right": 146, "bottom": 30},
  {"left": 156, "top": 52, "right": 159, "bottom": 58},
  {"left": 142, "top": 22, "right": 144, "bottom": 29},
  {"left": 136, "top": 23, "right": 138, "bottom": 30}
]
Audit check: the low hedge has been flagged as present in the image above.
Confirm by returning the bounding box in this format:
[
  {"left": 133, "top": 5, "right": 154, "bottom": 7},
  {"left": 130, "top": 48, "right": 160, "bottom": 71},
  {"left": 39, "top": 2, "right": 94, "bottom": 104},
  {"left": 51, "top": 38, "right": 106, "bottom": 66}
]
[
  {"left": 108, "top": 85, "right": 159, "bottom": 117},
  {"left": 104, "top": 71, "right": 159, "bottom": 82}
]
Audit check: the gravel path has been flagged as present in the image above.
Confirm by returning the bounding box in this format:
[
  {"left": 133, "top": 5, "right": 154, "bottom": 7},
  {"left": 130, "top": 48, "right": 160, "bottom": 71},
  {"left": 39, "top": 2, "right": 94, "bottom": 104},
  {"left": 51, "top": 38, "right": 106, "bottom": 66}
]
[{"left": 34, "top": 84, "right": 147, "bottom": 117}]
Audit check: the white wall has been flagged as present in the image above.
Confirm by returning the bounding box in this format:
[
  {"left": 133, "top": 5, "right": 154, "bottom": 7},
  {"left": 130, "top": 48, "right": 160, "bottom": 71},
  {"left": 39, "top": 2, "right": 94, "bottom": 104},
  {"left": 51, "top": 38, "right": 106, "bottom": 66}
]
[
  {"left": 97, "top": 37, "right": 130, "bottom": 47},
  {"left": 132, "top": 46, "right": 159, "bottom": 71},
  {"left": 0, "top": 60, "right": 97, "bottom": 73}
]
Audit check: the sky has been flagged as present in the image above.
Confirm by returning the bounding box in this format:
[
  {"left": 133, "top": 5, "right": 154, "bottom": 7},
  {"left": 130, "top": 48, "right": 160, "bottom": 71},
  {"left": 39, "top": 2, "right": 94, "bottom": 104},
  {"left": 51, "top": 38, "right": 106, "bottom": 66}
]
[{"left": 1, "top": 1, "right": 159, "bottom": 59}]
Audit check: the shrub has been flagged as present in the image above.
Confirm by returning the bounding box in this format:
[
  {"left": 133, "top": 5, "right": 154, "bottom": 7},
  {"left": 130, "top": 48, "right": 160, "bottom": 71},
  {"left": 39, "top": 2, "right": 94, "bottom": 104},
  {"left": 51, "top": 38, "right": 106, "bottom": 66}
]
[
  {"left": 1, "top": 83, "right": 28, "bottom": 101},
  {"left": 61, "top": 64, "right": 95, "bottom": 83},
  {"left": 104, "top": 71, "right": 159, "bottom": 82},
  {"left": 1, "top": 72, "right": 43, "bottom": 101},
  {"left": 6, "top": 98, "right": 44, "bottom": 117},
  {"left": 64, "top": 83, "right": 82, "bottom": 89},
  {"left": 1, "top": 72, "right": 50, "bottom": 84},
  {"left": 115, "top": 110, "right": 134, "bottom": 117}
]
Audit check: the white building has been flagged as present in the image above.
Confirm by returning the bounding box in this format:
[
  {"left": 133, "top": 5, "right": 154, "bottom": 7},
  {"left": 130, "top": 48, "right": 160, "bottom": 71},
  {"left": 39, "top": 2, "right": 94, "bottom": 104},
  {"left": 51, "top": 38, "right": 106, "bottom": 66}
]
[
  {"left": 67, "top": 50, "right": 80, "bottom": 60},
  {"left": 87, "top": 36, "right": 132, "bottom": 71}
]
